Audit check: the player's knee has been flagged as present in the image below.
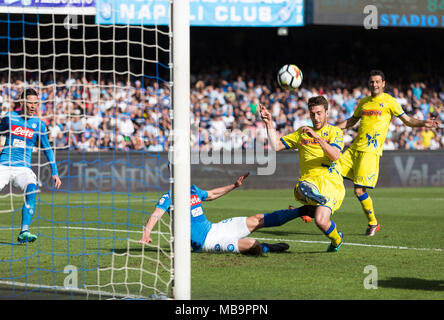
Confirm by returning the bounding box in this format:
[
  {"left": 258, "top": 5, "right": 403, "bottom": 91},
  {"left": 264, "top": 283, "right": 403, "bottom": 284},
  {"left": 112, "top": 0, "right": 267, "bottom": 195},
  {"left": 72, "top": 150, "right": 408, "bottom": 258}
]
[
  {"left": 247, "top": 214, "right": 264, "bottom": 231},
  {"left": 354, "top": 187, "right": 366, "bottom": 197},
  {"left": 254, "top": 214, "right": 264, "bottom": 225},
  {"left": 314, "top": 214, "right": 329, "bottom": 229}
]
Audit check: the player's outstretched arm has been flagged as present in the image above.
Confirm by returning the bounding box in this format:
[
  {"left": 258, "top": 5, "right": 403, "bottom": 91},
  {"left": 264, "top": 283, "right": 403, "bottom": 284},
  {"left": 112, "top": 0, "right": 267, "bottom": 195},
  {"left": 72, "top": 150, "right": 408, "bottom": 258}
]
[
  {"left": 139, "top": 207, "right": 167, "bottom": 244},
  {"left": 205, "top": 172, "right": 249, "bottom": 201},
  {"left": 336, "top": 116, "right": 360, "bottom": 130},
  {"left": 40, "top": 123, "right": 62, "bottom": 188},
  {"left": 259, "top": 104, "right": 286, "bottom": 151},
  {"left": 398, "top": 113, "right": 441, "bottom": 128}
]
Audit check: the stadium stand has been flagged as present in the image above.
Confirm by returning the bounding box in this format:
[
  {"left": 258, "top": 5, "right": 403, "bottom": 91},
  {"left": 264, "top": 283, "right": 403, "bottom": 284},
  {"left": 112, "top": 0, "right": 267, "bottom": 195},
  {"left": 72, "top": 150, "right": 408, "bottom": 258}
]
[{"left": 1, "top": 72, "right": 443, "bottom": 153}]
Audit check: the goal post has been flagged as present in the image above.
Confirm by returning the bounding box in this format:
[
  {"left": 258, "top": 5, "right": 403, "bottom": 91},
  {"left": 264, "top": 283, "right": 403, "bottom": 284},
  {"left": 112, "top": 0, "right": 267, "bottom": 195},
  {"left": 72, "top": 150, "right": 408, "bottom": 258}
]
[{"left": 171, "top": 0, "right": 191, "bottom": 300}]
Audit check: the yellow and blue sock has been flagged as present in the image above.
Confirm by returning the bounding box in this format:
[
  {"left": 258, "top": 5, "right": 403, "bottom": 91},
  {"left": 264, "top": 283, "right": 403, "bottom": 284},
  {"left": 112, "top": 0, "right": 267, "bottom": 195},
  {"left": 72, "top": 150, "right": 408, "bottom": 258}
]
[
  {"left": 357, "top": 193, "right": 377, "bottom": 226},
  {"left": 263, "top": 208, "right": 301, "bottom": 227},
  {"left": 324, "top": 221, "right": 342, "bottom": 247},
  {"left": 21, "top": 184, "right": 37, "bottom": 232}
]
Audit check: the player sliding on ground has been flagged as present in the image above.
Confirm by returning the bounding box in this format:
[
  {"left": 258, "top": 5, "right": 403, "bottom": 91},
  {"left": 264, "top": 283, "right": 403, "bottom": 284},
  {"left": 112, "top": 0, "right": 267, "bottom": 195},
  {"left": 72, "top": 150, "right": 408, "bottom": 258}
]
[
  {"left": 139, "top": 172, "right": 313, "bottom": 254},
  {"left": 260, "top": 96, "right": 346, "bottom": 252},
  {"left": 336, "top": 70, "right": 441, "bottom": 236},
  {"left": 0, "top": 88, "right": 62, "bottom": 243}
]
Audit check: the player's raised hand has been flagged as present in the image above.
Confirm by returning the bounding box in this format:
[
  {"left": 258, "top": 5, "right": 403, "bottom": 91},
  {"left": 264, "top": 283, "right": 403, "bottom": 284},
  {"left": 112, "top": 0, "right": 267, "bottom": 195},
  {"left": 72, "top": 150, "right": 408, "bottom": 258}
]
[
  {"left": 234, "top": 172, "right": 250, "bottom": 188},
  {"left": 53, "top": 175, "right": 62, "bottom": 189},
  {"left": 259, "top": 104, "right": 272, "bottom": 126},
  {"left": 301, "top": 126, "right": 319, "bottom": 139}
]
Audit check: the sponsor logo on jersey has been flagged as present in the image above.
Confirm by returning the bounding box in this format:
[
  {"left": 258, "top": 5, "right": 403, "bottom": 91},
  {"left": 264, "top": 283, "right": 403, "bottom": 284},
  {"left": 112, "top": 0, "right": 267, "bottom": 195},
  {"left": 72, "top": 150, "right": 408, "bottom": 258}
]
[
  {"left": 12, "top": 139, "right": 26, "bottom": 148},
  {"left": 191, "top": 207, "right": 203, "bottom": 217},
  {"left": 300, "top": 138, "right": 319, "bottom": 146},
  {"left": 361, "top": 110, "right": 382, "bottom": 116},
  {"left": 11, "top": 125, "right": 34, "bottom": 139},
  {"left": 190, "top": 194, "right": 201, "bottom": 206}
]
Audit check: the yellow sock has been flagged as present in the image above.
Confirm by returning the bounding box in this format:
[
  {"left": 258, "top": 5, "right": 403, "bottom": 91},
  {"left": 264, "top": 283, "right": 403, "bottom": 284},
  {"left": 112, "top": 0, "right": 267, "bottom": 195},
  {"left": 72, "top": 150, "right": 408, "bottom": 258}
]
[
  {"left": 358, "top": 193, "right": 377, "bottom": 225},
  {"left": 324, "top": 221, "right": 342, "bottom": 247}
]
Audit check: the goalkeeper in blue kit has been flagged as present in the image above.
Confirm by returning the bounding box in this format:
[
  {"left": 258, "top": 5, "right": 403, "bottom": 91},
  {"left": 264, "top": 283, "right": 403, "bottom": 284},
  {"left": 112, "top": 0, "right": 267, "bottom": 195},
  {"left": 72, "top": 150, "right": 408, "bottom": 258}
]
[
  {"left": 0, "top": 88, "right": 62, "bottom": 243},
  {"left": 139, "top": 173, "right": 313, "bottom": 254}
]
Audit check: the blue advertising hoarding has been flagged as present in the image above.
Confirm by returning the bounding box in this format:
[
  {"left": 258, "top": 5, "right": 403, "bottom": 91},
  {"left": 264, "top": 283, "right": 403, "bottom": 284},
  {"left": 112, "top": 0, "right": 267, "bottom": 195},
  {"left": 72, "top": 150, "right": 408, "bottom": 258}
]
[{"left": 96, "top": 0, "right": 304, "bottom": 27}]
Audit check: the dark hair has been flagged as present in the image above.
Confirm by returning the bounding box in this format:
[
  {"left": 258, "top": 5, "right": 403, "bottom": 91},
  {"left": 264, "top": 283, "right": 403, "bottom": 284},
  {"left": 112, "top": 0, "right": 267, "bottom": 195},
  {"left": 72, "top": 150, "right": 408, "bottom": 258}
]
[
  {"left": 20, "top": 88, "right": 38, "bottom": 100},
  {"left": 369, "top": 69, "right": 385, "bottom": 81},
  {"left": 308, "top": 96, "right": 328, "bottom": 111}
]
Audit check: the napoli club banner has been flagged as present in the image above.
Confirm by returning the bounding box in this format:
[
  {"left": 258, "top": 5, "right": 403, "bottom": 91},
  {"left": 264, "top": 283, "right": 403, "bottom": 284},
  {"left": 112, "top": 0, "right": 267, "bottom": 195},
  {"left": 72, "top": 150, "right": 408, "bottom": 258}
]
[
  {"left": 96, "top": 0, "right": 304, "bottom": 27},
  {"left": 0, "top": 0, "right": 96, "bottom": 14}
]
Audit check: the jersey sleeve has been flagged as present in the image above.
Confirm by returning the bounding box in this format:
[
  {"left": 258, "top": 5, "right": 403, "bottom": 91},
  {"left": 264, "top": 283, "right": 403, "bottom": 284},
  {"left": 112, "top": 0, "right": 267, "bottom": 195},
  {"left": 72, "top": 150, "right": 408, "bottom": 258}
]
[
  {"left": 390, "top": 98, "right": 405, "bottom": 117},
  {"left": 280, "top": 129, "right": 301, "bottom": 150},
  {"left": 39, "top": 121, "right": 59, "bottom": 176},
  {"left": 155, "top": 192, "right": 171, "bottom": 212},
  {"left": 353, "top": 99, "right": 365, "bottom": 119},
  {"left": 193, "top": 185, "right": 209, "bottom": 201},
  {"left": 330, "top": 126, "right": 344, "bottom": 151}
]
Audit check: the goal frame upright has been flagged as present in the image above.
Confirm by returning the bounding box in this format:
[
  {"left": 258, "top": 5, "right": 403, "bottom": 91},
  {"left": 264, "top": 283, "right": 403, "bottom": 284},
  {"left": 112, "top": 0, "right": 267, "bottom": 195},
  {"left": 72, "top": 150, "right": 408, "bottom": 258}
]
[{"left": 171, "top": 0, "right": 191, "bottom": 300}]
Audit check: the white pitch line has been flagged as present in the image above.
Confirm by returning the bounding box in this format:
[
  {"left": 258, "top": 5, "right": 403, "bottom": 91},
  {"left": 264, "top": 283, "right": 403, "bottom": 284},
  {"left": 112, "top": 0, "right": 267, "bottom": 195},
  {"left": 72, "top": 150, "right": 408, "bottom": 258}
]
[
  {"left": 0, "top": 225, "right": 442, "bottom": 252},
  {"left": 0, "top": 199, "right": 156, "bottom": 207},
  {"left": 0, "top": 225, "right": 151, "bottom": 234}
]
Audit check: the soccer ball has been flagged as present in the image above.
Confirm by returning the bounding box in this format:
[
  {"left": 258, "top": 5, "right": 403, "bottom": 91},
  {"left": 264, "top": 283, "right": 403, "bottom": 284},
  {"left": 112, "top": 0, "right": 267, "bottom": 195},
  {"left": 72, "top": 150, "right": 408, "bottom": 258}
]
[{"left": 277, "top": 64, "right": 303, "bottom": 90}]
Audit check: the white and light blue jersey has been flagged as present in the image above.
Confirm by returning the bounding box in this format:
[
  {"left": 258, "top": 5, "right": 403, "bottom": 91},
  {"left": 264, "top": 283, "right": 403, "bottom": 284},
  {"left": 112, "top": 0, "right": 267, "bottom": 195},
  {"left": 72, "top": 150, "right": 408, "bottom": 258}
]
[
  {"left": 155, "top": 184, "right": 212, "bottom": 252},
  {"left": 0, "top": 111, "right": 58, "bottom": 176}
]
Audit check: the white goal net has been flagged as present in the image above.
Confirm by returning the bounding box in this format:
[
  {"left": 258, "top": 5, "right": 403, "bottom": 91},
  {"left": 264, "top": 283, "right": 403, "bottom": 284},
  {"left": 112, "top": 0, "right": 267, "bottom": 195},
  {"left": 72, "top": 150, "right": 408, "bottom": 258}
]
[{"left": 0, "top": 1, "right": 185, "bottom": 300}]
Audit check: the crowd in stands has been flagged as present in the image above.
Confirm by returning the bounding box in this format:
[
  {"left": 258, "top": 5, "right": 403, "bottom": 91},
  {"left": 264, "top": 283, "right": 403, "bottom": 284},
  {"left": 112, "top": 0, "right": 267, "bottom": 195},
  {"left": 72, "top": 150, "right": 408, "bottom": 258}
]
[{"left": 1, "top": 72, "right": 443, "bottom": 153}]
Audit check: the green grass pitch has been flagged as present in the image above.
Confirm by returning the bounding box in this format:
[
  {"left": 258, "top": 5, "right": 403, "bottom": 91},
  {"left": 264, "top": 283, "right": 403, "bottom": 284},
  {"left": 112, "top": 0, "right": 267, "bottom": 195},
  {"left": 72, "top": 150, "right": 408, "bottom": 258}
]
[{"left": 0, "top": 187, "right": 443, "bottom": 300}]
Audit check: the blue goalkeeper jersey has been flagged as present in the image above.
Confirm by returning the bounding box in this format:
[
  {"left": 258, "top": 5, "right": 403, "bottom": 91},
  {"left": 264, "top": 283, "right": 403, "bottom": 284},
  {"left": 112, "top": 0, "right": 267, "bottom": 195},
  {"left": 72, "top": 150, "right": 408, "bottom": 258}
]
[
  {"left": 155, "top": 185, "right": 212, "bottom": 252},
  {"left": 0, "top": 111, "right": 58, "bottom": 176}
]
